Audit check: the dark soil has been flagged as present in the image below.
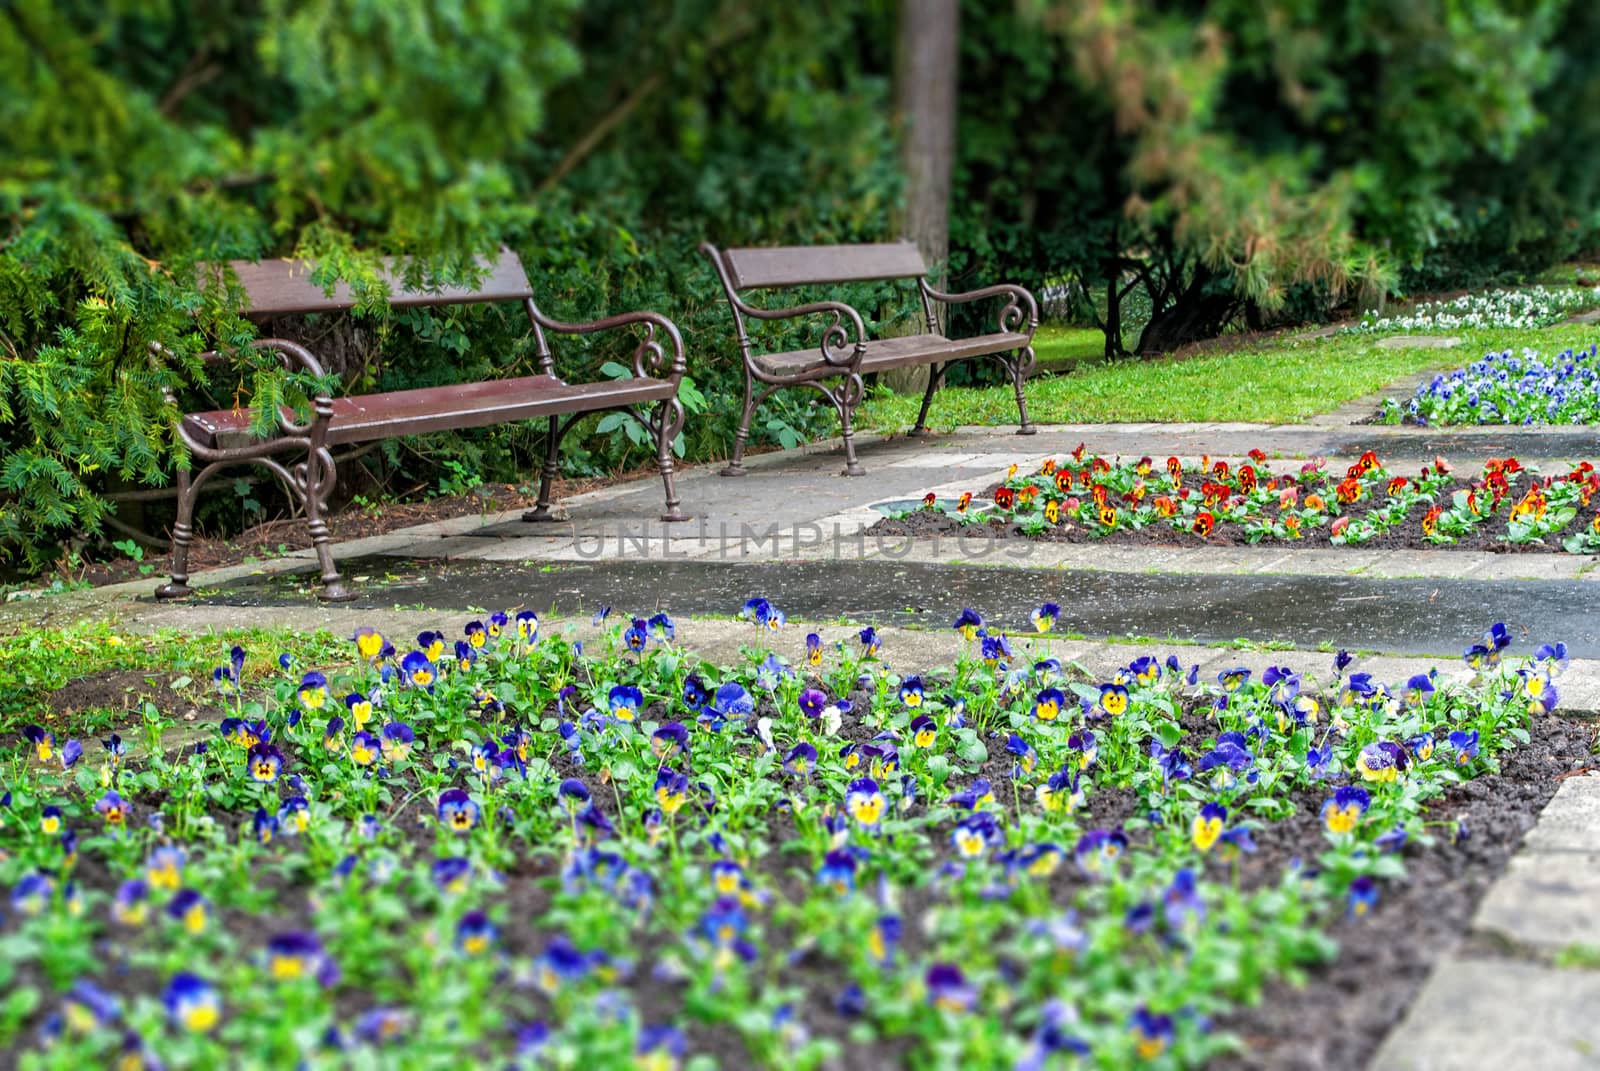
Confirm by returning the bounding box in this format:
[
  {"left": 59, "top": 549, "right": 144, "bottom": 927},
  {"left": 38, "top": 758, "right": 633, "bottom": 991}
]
[
  {"left": 868, "top": 495, "right": 1594, "bottom": 556},
  {"left": 47, "top": 667, "right": 184, "bottom": 718},
  {"left": 1214, "top": 714, "right": 1597, "bottom": 1071}
]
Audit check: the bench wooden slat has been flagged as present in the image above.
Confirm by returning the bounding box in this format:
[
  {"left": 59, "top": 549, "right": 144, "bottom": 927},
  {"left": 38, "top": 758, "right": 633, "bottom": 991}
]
[
  {"left": 756, "top": 331, "right": 1030, "bottom": 376},
  {"left": 723, "top": 242, "right": 927, "bottom": 289},
  {"left": 182, "top": 374, "right": 676, "bottom": 449},
  {"left": 229, "top": 250, "right": 535, "bottom": 316}
]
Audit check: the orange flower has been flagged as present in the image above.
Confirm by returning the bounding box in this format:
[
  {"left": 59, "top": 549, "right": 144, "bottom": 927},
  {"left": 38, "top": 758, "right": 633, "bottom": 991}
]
[
  {"left": 1192, "top": 512, "right": 1215, "bottom": 537},
  {"left": 957, "top": 492, "right": 972, "bottom": 513},
  {"left": 1153, "top": 495, "right": 1177, "bottom": 517},
  {"left": 1386, "top": 476, "right": 1408, "bottom": 497},
  {"left": 1283, "top": 515, "right": 1301, "bottom": 535},
  {"left": 1434, "top": 455, "right": 1452, "bottom": 475},
  {"left": 1422, "top": 505, "right": 1442, "bottom": 536},
  {"left": 1040, "top": 458, "right": 1057, "bottom": 476},
  {"left": 1091, "top": 483, "right": 1110, "bottom": 506},
  {"left": 1355, "top": 450, "right": 1380, "bottom": 475},
  {"left": 1304, "top": 494, "right": 1326, "bottom": 512},
  {"left": 1018, "top": 485, "right": 1039, "bottom": 503},
  {"left": 1336, "top": 477, "right": 1362, "bottom": 505}
]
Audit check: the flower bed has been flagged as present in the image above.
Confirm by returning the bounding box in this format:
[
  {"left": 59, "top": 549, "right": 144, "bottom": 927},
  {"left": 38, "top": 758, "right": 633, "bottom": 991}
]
[
  {"left": 1382, "top": 346, "right": 1600, "bottom": 426},
  {"left": 871, "top": 447, "right": 1600, "bottom": 552},
  {"left": 1347, "top": 286, "right": 1600, "bottom": 334},
  {"left": 2, "top": 608, "right": 1585, "bottom": 1068}
]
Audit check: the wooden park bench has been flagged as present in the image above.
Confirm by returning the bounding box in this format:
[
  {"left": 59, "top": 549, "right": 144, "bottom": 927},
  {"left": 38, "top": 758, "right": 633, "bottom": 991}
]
[
  {"left": 700, "top": 241, "right": 1039, "bottom": 476},
  {"left": 153, "top": 250, "right": 689, "bottom": 602}
]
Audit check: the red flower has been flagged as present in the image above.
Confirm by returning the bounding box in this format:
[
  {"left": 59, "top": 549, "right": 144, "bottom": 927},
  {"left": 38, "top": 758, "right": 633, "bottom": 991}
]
[
  {"left": 993, "top": 487, "right": 1016, "bottom": 510},
  {"left": 1386, "top": 477, "right": 1408, "bottom": 497},
  {"left": 1422, "top": 505, "right": 1442, "bottom": 536},
  {"left": 1336, "top": 477, "right": 1362, "bottom": 505},
  {"left": 1192, "top": 512, "right": 1215, "bottom": 537},
  {"left": 1248, "top": 448, "right": 1267, "bottom": 463},
  {"left": 923, "top": 492, "right": 937, "bottom": 509}
]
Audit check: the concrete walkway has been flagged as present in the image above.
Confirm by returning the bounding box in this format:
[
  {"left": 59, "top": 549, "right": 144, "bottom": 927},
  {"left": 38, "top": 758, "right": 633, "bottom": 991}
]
[{"left": 1372, "top": 772, "right": 1600, "bottom": 1071}]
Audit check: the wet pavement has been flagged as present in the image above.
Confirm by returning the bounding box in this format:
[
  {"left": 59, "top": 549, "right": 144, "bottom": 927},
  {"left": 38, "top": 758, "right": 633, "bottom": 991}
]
[{"left": 204, "top": 556, "right": 1596, "bottom": 657}]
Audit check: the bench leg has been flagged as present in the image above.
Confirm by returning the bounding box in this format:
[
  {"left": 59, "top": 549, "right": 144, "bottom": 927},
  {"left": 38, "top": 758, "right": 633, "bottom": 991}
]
[
  {"left": 654, "top": 397, "right": 689, "bottom": 522},
  {"left": 909, "top": 363, "right": 943, "bottom": 437},
  {"left": 1009, "top": 345, "right": 1037, "bottom": 436},
  {"left": 835, "top": 373, "right": 867, "bottom": 477},
  {"left": 300, "top": 448, "right": 353, "bottom": 602},
  {"left": 155, "top": 467, "right": 197, "bottom": 600},
  {"left": 524, "top": 415, "right": 564, "bottom": 521},
  {"left": 720, "top": 375, "right": 755, "bottom": 477}
]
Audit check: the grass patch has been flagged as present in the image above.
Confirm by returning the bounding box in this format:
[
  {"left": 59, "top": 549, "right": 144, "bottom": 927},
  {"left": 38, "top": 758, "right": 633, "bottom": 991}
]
[
  {"left": 1031, "top": 324, "right": 1107, "bottom": 373},
  {"left": 861, "top": 322, "right": 1600, "bottom": 428},
  {"left": 0, "top": 621, "right": 349, "bottom": 734}
]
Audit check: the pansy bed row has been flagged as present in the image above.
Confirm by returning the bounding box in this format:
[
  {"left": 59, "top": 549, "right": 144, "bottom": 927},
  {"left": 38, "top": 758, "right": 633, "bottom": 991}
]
[
  {"left": 1347, "top": 286, "right": 1600, "bottom": 334},
  {"left": 0, "top": 605, "right": 1568, "bottom": 1069},
  {"left": 1382, "top": 345, "right": 1600, "bottom": 427},
  {"left": 873, "top": 445, "right": 1600, "bottom": 552}
]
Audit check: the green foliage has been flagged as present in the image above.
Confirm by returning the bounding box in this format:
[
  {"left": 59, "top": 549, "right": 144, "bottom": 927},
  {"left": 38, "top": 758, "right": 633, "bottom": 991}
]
[{"left": 0, "top": 0, "right": 580, "bottom": 568}]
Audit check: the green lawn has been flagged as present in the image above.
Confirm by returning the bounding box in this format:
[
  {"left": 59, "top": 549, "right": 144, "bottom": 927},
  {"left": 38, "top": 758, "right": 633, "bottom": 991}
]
[{"left": 860, "top": 322, "right": 1600, "bottom": 428}]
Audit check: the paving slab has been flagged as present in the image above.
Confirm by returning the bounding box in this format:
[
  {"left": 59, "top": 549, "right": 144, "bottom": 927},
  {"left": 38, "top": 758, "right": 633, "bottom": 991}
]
[
  {"left": 1368, "top": 956, "right": 1600, "bottom": 1071},
  {"left": 1520, "top": 774, "right": 1600, "bottom": 853},
  {"left": 1377, "top": 335, "right": 1462, "bottom": 349},
  {"left": 1474, "top": 850, "right": 1600, "bottom": 951}
]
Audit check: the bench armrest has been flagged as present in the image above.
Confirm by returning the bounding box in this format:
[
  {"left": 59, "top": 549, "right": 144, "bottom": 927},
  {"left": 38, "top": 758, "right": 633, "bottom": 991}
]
[
  {"left": 531, "top": 308, "right": 687, "bottom": 384},
  {"left": 699, "top": 242, "right": 865, "bottom": 373},
  {"left": 921, "top": 281, "right": 1039, "bottom": 338},
  {"left": 740, "top": 299, "right": 867, "bottom": 371}
]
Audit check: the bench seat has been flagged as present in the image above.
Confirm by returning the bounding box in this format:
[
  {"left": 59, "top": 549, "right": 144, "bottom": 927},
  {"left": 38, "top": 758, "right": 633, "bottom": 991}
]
[
  {"left": 182, "top": 374, "right": 677, "bottom": 450},
  {"left": 756, "top": 331, "right": 1032, "bottom": 377}
]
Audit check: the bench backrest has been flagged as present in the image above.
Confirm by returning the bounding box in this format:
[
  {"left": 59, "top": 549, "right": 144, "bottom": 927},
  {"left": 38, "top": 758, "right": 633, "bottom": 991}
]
[
  {"left": 717, "top": 242, "right": 926, "bottom": 290},
  {"left": 230, "top": 250, "right": 535, "bottom": 316}
]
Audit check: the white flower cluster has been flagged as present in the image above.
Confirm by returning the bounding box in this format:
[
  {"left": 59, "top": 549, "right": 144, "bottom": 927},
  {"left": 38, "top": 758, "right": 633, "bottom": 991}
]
[{"left": 1348, "top": 286, "right": 1600, "bottom": 334}]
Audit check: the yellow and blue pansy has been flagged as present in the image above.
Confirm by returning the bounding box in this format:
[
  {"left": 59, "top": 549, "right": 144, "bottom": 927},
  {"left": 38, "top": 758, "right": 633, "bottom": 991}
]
[
  {"left": 1191, "top": 802, "right": 1226, "bottom": 851},
  {"left": 162, "top": 972, "right": 221, "bottom": 1033},
  {"left": 1355, "top": 740, "right": 1408, "bottom": 782},
  {"left": 417, "top": 631, "right": 447, "bottom": 662},
  {"left": 437, "top": 789, "right": 480, "bottom": 832},
  {"left": 952, "top": 608, "right": 983, "bottom": 641},
  {"left": 1098, "top": 683, "right": 1130, "bottom": 717},
  {"left": 845, "top": 778, "right": 886, "bottom": 827},
  {"left": 1321, "top": 786, "right": 1370, "bottom": 834},
  {"left": 1034, "top": 686, "right": 1065, "bottom": 721},
  {"left": 400, "top": 651, "right": 436, "bottom": 688}
]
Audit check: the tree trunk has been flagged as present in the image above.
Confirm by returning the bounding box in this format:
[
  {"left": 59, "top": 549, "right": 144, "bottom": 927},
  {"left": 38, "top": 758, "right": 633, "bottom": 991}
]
[
  {"left": 1134, "top": 267, "right": 1239, "bottom": 354},
  {"left": 881, "top": 0, "right": 959, "bottom": 396},
  {"left": 898, "top": 0, "right": 958, "bottom": 293}
]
